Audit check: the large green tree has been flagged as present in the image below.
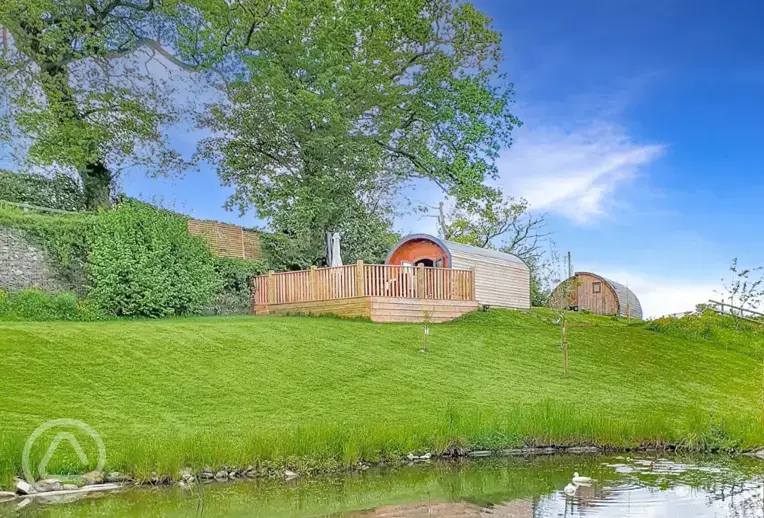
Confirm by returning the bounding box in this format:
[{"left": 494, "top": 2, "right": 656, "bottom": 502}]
[
  {"left": 255, "top": 160, "right": 401, "bottom": 270},
  {"left": 0, "top": 0, "right": 211, "bottom": 208},
  {"left": 198, "top": 0, "right": 520, "bottom": 263}
]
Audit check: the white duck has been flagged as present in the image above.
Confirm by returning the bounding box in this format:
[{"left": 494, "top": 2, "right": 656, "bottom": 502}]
[
  {"left": 563, "top": 483, "right": 578, "bottom": 496},
  {"left": 572, "top": 472, "right": 594, "bottom": 485}
]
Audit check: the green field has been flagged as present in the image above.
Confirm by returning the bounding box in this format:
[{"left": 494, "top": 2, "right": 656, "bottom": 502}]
[{"left": 1, "top": 309, "right": 762, "bottom": 485}]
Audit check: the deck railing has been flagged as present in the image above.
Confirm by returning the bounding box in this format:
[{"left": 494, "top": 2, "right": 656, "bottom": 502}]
[{"left": 253, "top": 261, "right": 475, "bottom": 306}]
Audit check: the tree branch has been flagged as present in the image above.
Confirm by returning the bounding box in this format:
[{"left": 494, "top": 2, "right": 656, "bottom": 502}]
[{"left": 101, "top": 38, "right": 202, "bottom": 71}]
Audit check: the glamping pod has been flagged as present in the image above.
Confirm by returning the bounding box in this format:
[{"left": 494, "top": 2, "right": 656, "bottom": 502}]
[
  {"left": 549, "top": 272, "right": 643, "bottom": 320},
  {"left": 386, "top": 234, "right": 531, "bottom": 309}
]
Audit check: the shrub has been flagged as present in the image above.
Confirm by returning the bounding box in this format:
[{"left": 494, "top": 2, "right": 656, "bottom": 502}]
[
  {"left": 208, "top": 258, "right": 269, "bottom": 314},
  {"left": 88, "top": 200, "right": 219, "bottom": 318},
  {"left": 0, "top": 290, "right": 105, "bottom": 321},
  {"left": 0, "top": 171, "right": 85, "bottom": 211}
]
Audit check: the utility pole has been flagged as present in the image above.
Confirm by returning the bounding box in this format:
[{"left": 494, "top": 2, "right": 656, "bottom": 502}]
[{"left": 567, "top": 251, "right": 572, "bottom": 279}]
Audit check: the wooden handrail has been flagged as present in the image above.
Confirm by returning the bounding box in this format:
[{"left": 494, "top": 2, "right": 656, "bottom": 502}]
[
  {"left": 253, "top": 263, "right": 475, "bottom": 306},
  {"left": 707, "top": 300, "right": 764, "bottom": 318},
  {"left": 706, "top": 300, "right": 764, "bottom": 326}
]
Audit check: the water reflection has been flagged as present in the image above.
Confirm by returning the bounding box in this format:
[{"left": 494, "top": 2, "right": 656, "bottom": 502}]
[
  {"left": 346, "top": 499, "right": 533, "bottom": 517},
  {"left": 1, "top": 455, "right": 762, "bottom": 517},
  {"left": 538, "top": 481, "right": 763, "bottom": 517},
  {"left": 537, "top": 456, "right": 764, "bottom": 518}
]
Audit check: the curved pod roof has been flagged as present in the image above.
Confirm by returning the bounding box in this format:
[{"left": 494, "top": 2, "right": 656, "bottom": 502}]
[
  {"left": 577, "top": 271, "right": 643, "bottom": 320},
  {"left": 386, "top": 233, "right": 531, "bottom": 309},
  {"left": 385, "top": 233, "right": 529, "bottom": 270}
]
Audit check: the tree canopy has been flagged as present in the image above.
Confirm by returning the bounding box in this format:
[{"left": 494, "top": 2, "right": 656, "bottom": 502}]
[
  {"left": 0, "top": 0, "right": 203, "bottom": 208},
  {"left": 197, "top": 0, "right": 520, "bottom": 264},
  {"left": 1, "top": 0, "right": 521, "bottom": 269}
]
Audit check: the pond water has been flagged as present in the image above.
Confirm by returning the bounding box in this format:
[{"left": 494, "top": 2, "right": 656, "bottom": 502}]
[{"left": 1, "top": 455, "right": 763, "bottom": 517}]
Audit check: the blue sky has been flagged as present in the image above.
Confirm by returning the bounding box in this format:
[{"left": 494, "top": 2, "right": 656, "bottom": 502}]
[
  {"left": 126, "top": 0, "right": 764, "bottom": 316},
  {"left": 6, "top": 0, "right": 763, "bottom": 317},
  {"left": 473, "top": 0, "right": 764, "bottom": 316}
]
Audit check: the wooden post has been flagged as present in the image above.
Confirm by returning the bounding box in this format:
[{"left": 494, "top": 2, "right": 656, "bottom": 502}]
[
  {"left": 310, "top": 266, "right": 318, "bottom": 301},
  {"left": 416, "top": 264, "right": 425, "bottom": 299},
  {"left": 240, "top": 227, "right": 246, "bottom": 259},
  {"left": 356, "top": 260, "right": 365, "bottom": 297},
  {"left": 267, "top": 271, "right": 275, "bottom": 305},
  {"left": 470, "top": 269, "right": 476, "bottom": 301}
]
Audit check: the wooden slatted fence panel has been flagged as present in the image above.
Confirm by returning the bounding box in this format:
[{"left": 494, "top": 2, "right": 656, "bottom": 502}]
[
  {"left": 254, "top": 276, "right": 268, "bottom": 305},
  {"left": 187, "top": 219, "right": 262, "bottom": 260}
]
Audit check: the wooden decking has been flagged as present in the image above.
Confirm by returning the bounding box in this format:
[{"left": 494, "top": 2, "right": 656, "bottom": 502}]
[
  {"left": 254, "top": 296, "right": 479, "bottom": 323},
  {"left": 252, "top": 262, "right": 478, "bottom": 323}
]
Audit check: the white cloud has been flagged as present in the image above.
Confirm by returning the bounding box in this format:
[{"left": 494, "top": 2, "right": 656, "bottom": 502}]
[
  {"left": 495, "top": 122, "right": 665, "bottom": 223},
  {"left": 590, "top": 268, "right": 718, "bottom": 319}
]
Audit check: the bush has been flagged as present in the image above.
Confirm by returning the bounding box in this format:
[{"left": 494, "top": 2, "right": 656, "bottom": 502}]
[
  {"left": 88, "top": 201, "right": 219, "bottom": 318},
  {"left": 0, "top": 171, "right": 85, "bottom": 211},
  {"left": 208, "top": 258, "right": 269, "bottom": 314},
  {"left": 0, "top": 290, "right": 105, "bottom": 321}
]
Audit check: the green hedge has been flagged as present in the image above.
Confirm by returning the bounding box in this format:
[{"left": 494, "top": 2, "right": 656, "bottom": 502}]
[
  {"left": 0, "top": 170, "right": 85, "bottom": 211},
  {"left": 207, "top": 257, "right": 269, "bottom": 315},
  {"left": 88, "top": 200, "right": 220, "bottom": 318},
  {"left": 0, "top": 200, "right": 273, "bottom": 319},
  {"left": 0, "top": 290, "right": 105, "bottom": 321}
]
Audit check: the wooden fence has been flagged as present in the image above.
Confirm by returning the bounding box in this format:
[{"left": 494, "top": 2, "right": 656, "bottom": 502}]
[
  {"left": 253, "top": 261, "right": 475, "bottom": 306},
  {"left": 656, "top": 300, "right": 764, "bottom": 327},
  {"left": 707, "top": 300, "right": 764, "bottom": 326},
  {"left": 187, "top": 219, "right": 262, "bottom": 260}
]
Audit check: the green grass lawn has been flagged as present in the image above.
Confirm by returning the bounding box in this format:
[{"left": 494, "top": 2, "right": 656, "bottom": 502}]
[{"left": 1, "top": 309, "right": 762, "bottom": 485}]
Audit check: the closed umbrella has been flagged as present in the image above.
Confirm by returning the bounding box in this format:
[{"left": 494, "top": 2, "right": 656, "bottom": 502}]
[
  {"left": 327, "top": 232, "right": 343, "bottom": 267},
  {"left": 330, "top": 233, "right": 343, "bottom": 267}
]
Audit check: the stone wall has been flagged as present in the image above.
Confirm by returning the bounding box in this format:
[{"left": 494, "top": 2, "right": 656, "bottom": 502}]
[{"left": 0, "top": 228, "right": 81, "bottom": 293}]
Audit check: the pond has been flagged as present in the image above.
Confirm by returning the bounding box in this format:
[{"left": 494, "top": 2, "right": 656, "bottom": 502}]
[{"left": 1, "top": 455, "right": 763, "bottom": 517}]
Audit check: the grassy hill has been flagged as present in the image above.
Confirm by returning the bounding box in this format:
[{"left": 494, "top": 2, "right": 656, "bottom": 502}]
[
  {"left": 647, "top": 309, "right": 764, "bottom": 361},
  {"left": 0, "top": 309, "right": 762, "bottom": 485}
]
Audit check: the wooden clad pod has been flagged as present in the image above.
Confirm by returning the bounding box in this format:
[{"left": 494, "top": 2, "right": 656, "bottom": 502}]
[
  {"left": 447, "top": 242, "right": 531, "bottom": 310},
  {"left": 385, "top": 234, "right": 531, "bottom": 310},
  {"left": 548, "top": 272, "right": 643, "bottom": 320}
]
